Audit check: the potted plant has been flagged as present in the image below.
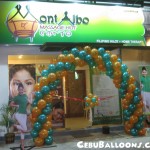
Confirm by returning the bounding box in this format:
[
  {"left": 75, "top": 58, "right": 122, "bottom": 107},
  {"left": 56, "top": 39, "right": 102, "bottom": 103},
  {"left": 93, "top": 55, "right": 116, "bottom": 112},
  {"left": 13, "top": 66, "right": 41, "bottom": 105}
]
[{"left": 0, "top": 104, "right": 16, "bottom": 144}]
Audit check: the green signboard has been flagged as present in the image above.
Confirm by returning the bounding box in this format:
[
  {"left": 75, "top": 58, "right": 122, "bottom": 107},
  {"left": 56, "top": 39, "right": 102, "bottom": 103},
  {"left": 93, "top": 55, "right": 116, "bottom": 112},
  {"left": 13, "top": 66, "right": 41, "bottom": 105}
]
[{"left": 0, "top": 1, "right": 148, "bottom": 46}]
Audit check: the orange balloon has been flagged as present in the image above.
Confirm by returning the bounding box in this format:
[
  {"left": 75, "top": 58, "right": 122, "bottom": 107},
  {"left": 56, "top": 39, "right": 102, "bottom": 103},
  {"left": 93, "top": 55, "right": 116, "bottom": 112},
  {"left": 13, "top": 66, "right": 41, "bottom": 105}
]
[
  {"left": 46, "top": 114, "right": 52, "bottom": 121},
  {"left": 78, "top": 60, "right": 87, "bottom": 67},
  {"left": 121, "top": 98, "right": 130, "bottom": 106},
  {"left": 34, "top": 137, "right": 44, "bottom": 147},
  {"left": 49, "top": 90, "right": 56, "bottom": 96},
  {"left": 66, "top": 54, "right": 75, "bottom": 63},
  {"left": 106, "top": 50, "right": 111, "bottom": 55},
  {"left": 47, "top": 73, "right": 56, "bottom": 82},
  {"left": 110, "top": 54, "right": 118, "bottom": 63},
  {"left": 113, "top": 71, "right": 122, "bottom": 79},
  {"left": 125, "top": 92, "right": 134, "bottom": 101},
  {"left": 88, "top": 93, "right": 93, "bottom": 98},
  {"left": 113, "top": 62, "right": 121, "bottom": 71},
  {"left": 61, "top": 70, "right": 67, "bottom": 77},
  {"left": 84, "top": 46, "right": 91, "bottom": 54},
  {"left": 56, "top": 71, "right": 63, "bottom": 79},
  {"left": 129, "top": 115, "right": 138, "bottom": 124},
  {"left": 32, "top": 107, "right": 41, "bottom": 118},
  {"left": 136, "top": 100, "right": 144, "bottom": 108},
  {"left": 39, "top": 129, "right": 48, "bottom": 139},
  {"left": 44, "top": 94, "right": 53, "bottom": 103},
  {"left": 128, "top": 75, "right": 135, "bottom": 84},
  {"left": 37, "top": 99, "right": 47, "bottom": 110},
  {"left": 124, "top": 127, "right": 131, "bottom": 134},
  {"left": 85, "top": 97, "right": 91, "bottom": 103},
  {"left": 29, "top": 114, "right": 37, "bottom": 124},
  {"left": 138, "top": 128, "right": 146, "bottom": 136},
  {"left": 43, "top": 121, "right": 52, "bottom": 130},
  {"left": 134, "top": 108, "right": 143, "bottom": 117},
  {"left": 124, "top": 121, "right": 134, "bottom": 129},
  {"left": 34, "top": 83, "right": 41, "bottom": 92},
  {"left": 57, "top": 54, "right": 66, "bottom": 62},
  {"left": 95, "top": 56, "right": 103, "bottom": 65},
  {"left": 40, "top": 77, "right": 48, "bottom": 87},
  {"left": 91, "top": 48, "right": 99, "bottom": 58},
  {"left": 127, "top": 84, "right": 136, "bottom": 93}
]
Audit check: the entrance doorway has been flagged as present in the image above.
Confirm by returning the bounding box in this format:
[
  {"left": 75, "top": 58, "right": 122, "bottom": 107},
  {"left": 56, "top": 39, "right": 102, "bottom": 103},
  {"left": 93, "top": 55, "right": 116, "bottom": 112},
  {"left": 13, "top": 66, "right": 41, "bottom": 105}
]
[{"left": 65, "top": 70, "right": 86, "bottom": 118}]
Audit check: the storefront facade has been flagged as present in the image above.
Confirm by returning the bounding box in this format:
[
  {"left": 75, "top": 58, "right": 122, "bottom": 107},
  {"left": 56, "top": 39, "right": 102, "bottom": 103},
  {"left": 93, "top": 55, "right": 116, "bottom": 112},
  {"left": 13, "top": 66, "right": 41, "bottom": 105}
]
[{"left": 0, "top": 1, "right": 150, "bottom": 139}]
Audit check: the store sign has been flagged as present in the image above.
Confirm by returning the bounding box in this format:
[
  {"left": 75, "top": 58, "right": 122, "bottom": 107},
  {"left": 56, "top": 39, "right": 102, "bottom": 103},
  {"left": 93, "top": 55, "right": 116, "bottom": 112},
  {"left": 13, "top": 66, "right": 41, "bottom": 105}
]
[{"left": 0, "top": 1, "right": 147, "bottom": 46}]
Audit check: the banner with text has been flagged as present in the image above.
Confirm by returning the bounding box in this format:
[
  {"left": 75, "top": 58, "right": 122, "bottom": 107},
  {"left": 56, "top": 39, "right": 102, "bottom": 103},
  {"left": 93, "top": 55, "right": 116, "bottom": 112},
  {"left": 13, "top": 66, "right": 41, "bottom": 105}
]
[{"left": 0, "top": 1, "right": 149, "bottom": 46}]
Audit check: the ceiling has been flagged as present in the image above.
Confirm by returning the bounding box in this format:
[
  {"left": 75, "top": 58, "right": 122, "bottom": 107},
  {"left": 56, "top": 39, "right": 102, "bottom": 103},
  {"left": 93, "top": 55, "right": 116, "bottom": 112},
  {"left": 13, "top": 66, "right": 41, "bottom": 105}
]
[{"left": 8, "top": 0, "right": 150, "bottom": 8}]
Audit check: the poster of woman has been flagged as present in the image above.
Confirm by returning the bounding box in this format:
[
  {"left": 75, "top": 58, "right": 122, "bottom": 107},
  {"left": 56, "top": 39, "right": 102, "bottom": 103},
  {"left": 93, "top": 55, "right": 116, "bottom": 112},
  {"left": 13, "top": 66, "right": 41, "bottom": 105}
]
[
  {"left": 139, "top": 65, "right": 150, "bottom": 125},
  {"left": 9, "top": 64, "right": 35, "bottom": 128},
  {"left": 9, "top": 64, "right": 36, "bottom": 149}
]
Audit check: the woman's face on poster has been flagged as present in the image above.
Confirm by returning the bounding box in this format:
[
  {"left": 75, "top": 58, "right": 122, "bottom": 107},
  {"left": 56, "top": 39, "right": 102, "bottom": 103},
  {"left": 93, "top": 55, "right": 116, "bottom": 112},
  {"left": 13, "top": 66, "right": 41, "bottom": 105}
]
[
  {"left": 10, "top": 69, "right": 35, "bottom": 97},
  {"left": 142, "top": 69, "right": 148, "bottom": 76}
]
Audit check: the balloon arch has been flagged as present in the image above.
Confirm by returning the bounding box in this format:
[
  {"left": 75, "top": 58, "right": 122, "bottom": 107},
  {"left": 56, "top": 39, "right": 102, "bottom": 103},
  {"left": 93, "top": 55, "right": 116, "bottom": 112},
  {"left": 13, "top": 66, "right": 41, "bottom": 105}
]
[{"left": 30, "top": 46, "right": 146, "bottom": 147}]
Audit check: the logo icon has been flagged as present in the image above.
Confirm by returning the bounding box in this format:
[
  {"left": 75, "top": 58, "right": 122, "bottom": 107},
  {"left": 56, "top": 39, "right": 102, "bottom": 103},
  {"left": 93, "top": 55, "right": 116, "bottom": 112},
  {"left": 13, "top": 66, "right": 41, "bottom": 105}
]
[{"left": 6, "top": 5, "right": 39, "bottom": 42}]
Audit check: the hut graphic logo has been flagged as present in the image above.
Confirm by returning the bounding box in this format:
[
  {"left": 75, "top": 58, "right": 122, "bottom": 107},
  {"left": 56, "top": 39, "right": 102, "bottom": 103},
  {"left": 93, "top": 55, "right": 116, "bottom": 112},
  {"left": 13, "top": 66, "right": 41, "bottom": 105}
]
[{"left": 6, "top": 5, "right": 39, "bottom": 42}]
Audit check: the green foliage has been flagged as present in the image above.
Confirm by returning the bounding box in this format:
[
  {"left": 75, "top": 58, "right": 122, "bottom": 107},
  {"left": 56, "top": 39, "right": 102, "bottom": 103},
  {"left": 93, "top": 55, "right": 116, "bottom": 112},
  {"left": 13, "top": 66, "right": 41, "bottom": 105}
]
[{"left": 0, "top": 104, "right": 15, "bottom": 133}]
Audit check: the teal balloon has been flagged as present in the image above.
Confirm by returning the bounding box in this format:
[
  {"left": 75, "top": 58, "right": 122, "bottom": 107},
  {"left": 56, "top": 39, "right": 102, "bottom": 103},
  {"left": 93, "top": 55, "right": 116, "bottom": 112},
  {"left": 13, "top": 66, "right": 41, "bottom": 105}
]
[
  {"left": 98, "top": 47, "right": 105, "bottom": 56},
  {"left": 106, "top": 70, "right": 113, "bottom": 77},
  {"left": 33, "top": 122, "right": 42, "bottom": 131},
  {"left": 84, "top": 96, "right": 88, "bottom": 101},
  {"left": 102, "top": 53, "right": 110, "bottom": 62},
  {"left": 38, "top": 114, "right": 46, "bottom": 124},
  {"left": 91, "top": 97, "right": 96, "bottom": 103},
  {"left": 65, "top": 62, "right": 72, "bottom": 70},
  {"left": 35, "top": 91, "right": 43, "bottom": 101},
  {"left": 124, "top": 116, "right": 130, "bottom": 121},
  {"left": 79, "top": 50, "right": 87, "bottom": 60},
  {"left": 49, "top": 83, "right": 57, "bottom": 90},
  {"left": 120, "top": 81, "right": 128, "bottom": 90},
  {"left": 138, "top": 115, "right": 146, "bottom": 122},
  {"left": 85, "top": 102, "right": 89, "bottom": 107},
  {"left": 88, "top": 61, "right": 95, "bottom": 67},
  {"left": 62, "top": 50, "right": 69, "bottom": 55},
  {"left": 46, "top": 103, "right": 52, "bottom": 108},
  {"left": 134, "top": 88, "right": 141, "bottom": 96},
  {"left": 30, "top": 129, "right": 38, "bottom": 138},
  {"left": 48, "top": 129, "right": 53, "bottom": 136},
  {"left": 105, "top": 61, "right": 112, "bottom": 69},
  {"left": 122, "top": 72, "right": 129, "bottom": 81},
  {"left": 133, "top": 96, "right": 140, "bottom": 104},
  {"left": 130, "top": 128, "right": 138, "bottom": 136},
  {"left": 48, "top": 64, "right": 56, "bottom": 73},
  {"left": 32, "top": 99, "right": 38, "bottom": 107},
  {"left": 117, "top": 58, "right": 122, "bottom": 64},
  {"left": 119, "top": 88, "right": 125, "bottom": 95},
  {"left": 121, "top": 64, "right": 128, "bottom": 73},
  {"left": 45, "top": 136, "right": 53, "bottom": 145},
  {"left": 123, "top": 109, "right": 132, "bottom": 117},
  {"left": 42, "top": 107, "right": 52, "bottom": 115},
  {"left": 41, "top": 86, "right": 50, "bottom": 95},
  {"left": 128, "top": 104, "right": 136, "bottom": 112},
  {"left": 85, "top": 54, "right": 92, "bottom": 62},
  {"left": 135, "top": 122, "right": 144, "bottom": 130},
  {"left": 41, "top": 70, "right": 49, "bottom": 77},
  {"left": 54, "top": 79, "right": 61, "bottom": 86},
  {"left": 56, "top": 62, "right": 65, "bottom": 71},
  {"left": 70, "top": 64, "right": 76, "bottom": 71},
  {"left": 71, "top": 48, "right": 79, "bottom": 57}
]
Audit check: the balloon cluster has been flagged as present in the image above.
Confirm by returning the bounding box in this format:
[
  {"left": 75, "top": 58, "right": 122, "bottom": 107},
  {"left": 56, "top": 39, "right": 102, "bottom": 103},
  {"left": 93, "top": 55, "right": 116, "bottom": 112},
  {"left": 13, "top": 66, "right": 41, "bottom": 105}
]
[
  {"left": 30, "top": 46, "right": 146, "bottom": 147},
  {"left": 84, "top": 93, "right": 99, "bottom": 110}
]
